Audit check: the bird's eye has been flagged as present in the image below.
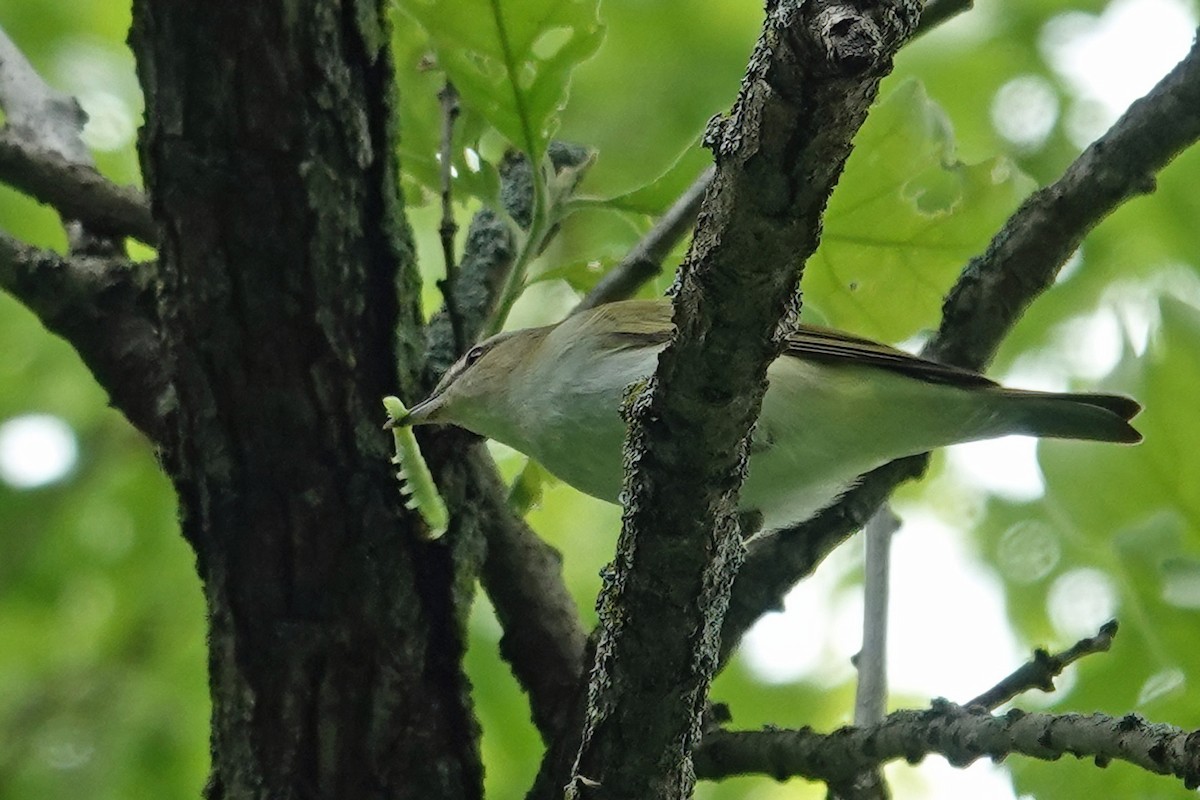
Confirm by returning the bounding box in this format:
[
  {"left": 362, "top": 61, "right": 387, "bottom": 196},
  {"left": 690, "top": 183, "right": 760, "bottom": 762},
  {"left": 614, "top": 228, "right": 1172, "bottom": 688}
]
[{"left": 464, "top": 345, "right": 485, "bottom": 367}]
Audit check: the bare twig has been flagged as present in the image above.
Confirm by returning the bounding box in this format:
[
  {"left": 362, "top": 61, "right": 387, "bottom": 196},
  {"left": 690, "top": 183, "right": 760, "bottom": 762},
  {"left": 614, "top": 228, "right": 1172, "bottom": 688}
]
[
  {"left": 967, "top": 620, "right": 1119, "bottom": 710},
  {"left": 574, "top": 166, "right": 714, "bottom": 312},
  {"left": 721, "top": 27, "right": 1200, "bottom": 662},
  {"left": 695, "top": 702, "right": 1200, "bottom": 789},
  {"left": 436, "top": 81, "right": 465, "bottom": 354},
  {"left": 831, "top": 506, "right": 902, "bottom": 800},
  {"left": 853, "top": 505, "right": 900, "bottom": 727}
]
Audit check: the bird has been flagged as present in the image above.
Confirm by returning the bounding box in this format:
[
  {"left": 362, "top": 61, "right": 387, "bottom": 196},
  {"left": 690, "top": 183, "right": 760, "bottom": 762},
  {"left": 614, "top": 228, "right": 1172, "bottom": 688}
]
[{"left": 398, "top": 299, "right": 1141, "bottom": 534}]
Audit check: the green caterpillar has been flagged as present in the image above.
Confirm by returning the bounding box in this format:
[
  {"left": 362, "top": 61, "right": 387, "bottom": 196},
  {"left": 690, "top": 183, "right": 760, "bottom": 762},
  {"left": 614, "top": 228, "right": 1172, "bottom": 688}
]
[{"left": 383, "top": 396, "right": 449, "bottom": 540}]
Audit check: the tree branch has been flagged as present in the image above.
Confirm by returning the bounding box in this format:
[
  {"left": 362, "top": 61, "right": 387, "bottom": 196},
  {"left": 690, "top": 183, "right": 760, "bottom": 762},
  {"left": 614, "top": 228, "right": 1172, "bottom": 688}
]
[
  {"left": 574, "top": 166, "right": 713, "bottom": 311},
  {"left": 694, "top": 702, "right": 1200, "bottom": 789},
  {"left": 0, "top": 26, "right": 168, "bottom": 441},
  {"left": 565, "top": 2, "right": 923, "bottom": 798},
  {"left": 0, "top": 231, "right": 169, "bottom": 440},
  {"left": 0, "top": 129, "right": 158, "bottom": 245},
  {"left": 0, "top": 25, "right": 153, "bottom": 254},
  {"left": 720, "top": 27, "right": 1200, "bottom": 661},
  {"left": 468, "top": 452, "right": 588, "bottom": 737},
  {"left": 700, "top": 623, "right": 1130, "bottom": 788},
  {"left": 966, "top": 620, "right": 1119, "bottom": 710}
]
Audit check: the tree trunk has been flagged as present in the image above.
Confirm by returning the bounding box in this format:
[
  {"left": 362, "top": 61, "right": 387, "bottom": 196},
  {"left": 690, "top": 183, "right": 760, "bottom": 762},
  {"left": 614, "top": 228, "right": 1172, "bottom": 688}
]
[{"left": 129, "top": 2, "right": 482, "bottom": 797}]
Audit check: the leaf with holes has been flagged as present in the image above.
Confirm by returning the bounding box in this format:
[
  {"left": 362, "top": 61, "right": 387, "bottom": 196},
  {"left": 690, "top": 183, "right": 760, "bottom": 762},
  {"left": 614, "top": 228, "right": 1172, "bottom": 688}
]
[
  {"left": 807, "top": 80, "right": 1035, "bottom": 343},
  {"left": 396, "top": 0, "right": 604, "bottom": 162}
]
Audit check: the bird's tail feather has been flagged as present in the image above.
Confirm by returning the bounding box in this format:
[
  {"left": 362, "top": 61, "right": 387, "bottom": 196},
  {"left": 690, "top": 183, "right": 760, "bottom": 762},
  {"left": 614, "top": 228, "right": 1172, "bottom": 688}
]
[{"left": 998, "top": 390, "right": 1142, "bottom": 444}]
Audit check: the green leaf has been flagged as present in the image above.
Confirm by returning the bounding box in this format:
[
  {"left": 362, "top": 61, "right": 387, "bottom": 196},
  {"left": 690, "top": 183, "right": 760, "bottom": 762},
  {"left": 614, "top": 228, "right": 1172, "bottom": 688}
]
[
  {"left": 531, "top": 257, "right": 610, "bottom": 292},
  {"left": 396, "top": 0, "right": 605, "bottom": 162},
  {"left": 998, "top": 296, "right": 1200, "bottom": 799},
  {"left": 1040, "top": 296, "right": 1200, "bottom": 540},
  {"left": 572, "top": 138, "right": 711, "bottom": 216},
  {"left": 392, "top": 21, "right": 503, "bottom": 207},
  {"left": 507, "top": 459, "right": 556, "bottom": 515},
  {"left": 808, "top": 80, "right": 1035, "bottom": 342}
]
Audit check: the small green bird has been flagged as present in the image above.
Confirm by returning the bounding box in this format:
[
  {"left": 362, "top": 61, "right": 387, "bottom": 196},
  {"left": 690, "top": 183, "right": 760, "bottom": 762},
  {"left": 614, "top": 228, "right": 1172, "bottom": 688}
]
[{"left": 400, "top": 299, "right": 1141, "bottom": 533}]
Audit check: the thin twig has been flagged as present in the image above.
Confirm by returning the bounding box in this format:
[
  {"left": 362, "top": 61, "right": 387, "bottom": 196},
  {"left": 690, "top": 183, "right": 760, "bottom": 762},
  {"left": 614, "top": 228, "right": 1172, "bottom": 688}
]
[
  {"left": 967, "top": 620, "right": 1119, "bottom": 710},
  {"left": 436, "top": 81, "right": 465, "bottom": 354},
  {"left": 574, "top": 166, "right": 714, "bottom": 312},
  {"left": 831, "top": 505, "right": 901, "bottom": 800},
  {"left": 853, "top": 505, "right": 900, "bottom": 727}
]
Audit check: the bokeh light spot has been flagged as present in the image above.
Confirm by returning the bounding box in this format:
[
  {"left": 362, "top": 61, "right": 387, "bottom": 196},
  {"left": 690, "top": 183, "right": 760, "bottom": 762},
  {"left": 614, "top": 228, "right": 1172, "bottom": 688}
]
[
  {"left": 1047, "top": 567, "right": 1117, "bottom": 640},
  {"left": 996, "top": 521, "right": 1061, "bottom": 584},
  {"left": 0, "top": 414, "right": 79, "bottom": 489},
  {"left": 990, "top": 74, "right": 1059, "bottom": 150}
]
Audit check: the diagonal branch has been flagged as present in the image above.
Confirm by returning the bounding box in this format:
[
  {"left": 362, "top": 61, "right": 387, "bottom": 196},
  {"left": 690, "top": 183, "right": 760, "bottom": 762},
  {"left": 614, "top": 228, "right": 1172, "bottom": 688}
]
[
  {"left": 564, "top": 2, "right": 923, "bottom": 798},
  {"left": 0, "top": 25, "right": 154, "bottom": 252},
  {"left": 0, "top": 26, "right": 168, "bottom": 441},
  {"left": 720, "top": 27, "right": 1200, "bottom": 661},
  {"left": 573, "top": 166, "right": 713, "bottom": 312},
  {"left": 0, "top": 232, "right": 170, "bottom": 441},
  {"left": 965, "top": 620, "right": 1119, "bottom": 710},
  {"left": 0, "top": 129, "right": 157, "bottom": 245}
]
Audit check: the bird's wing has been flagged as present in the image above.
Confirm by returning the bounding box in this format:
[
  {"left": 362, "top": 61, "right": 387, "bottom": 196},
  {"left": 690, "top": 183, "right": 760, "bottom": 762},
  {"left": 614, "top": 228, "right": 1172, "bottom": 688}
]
[
  {"left": 581, "top": 299, "right": 993, "bottom": 388},
  {"left": 585, "top": 299, "right": 675, "bottom": 349},
  {"left": 785, "top": 325, "right": 997, "bottom": 388}
]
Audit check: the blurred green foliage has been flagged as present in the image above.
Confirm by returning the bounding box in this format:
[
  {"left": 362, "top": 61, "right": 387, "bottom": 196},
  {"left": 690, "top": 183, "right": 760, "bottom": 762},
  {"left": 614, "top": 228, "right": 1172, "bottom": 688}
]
[{"left": 3, "top": 0, "right": 1200, "bottom": 799}]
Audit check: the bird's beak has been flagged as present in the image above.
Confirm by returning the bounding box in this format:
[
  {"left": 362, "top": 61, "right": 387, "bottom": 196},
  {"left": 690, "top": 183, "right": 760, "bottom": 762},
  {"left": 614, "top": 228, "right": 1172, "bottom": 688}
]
[{"left": 383, "top": 393, "right": 443, "bottom": 429}]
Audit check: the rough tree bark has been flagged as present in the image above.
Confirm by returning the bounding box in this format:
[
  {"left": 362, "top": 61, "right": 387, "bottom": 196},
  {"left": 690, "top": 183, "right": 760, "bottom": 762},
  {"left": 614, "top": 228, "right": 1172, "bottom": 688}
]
[{"left": 130, "top": 2, "right": 482, "bottom": 797}]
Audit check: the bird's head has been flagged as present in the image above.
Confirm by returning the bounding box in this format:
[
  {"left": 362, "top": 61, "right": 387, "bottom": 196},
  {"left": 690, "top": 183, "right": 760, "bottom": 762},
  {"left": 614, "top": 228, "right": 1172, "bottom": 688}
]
[{"left": 392, "top": 326, "right": 551, "bottom": 431}]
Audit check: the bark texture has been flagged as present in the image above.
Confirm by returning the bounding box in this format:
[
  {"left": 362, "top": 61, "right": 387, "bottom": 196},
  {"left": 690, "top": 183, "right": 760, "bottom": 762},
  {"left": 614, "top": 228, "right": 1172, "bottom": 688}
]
[
  {"left": 560, "top": 2, "right": 922, "bottom": 798},
  {"left": 130, "top": 3, "right": 482, "bottom": 798}
]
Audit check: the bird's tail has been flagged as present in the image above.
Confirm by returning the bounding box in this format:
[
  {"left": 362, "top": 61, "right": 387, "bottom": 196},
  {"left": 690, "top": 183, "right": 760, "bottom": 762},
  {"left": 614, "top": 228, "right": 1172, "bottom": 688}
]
[{"left": 997, "top": 389, "right": 1143, "bottom": 443}]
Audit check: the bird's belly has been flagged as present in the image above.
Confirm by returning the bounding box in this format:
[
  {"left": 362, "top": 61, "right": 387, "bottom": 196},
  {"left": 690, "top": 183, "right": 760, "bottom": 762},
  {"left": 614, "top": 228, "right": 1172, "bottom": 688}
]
[
  {"left": 535, "top": 428, "right": 626, "bottom": 504},
  {"left": 740, "top": 448, "right": 865, "bottom": 533}
]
